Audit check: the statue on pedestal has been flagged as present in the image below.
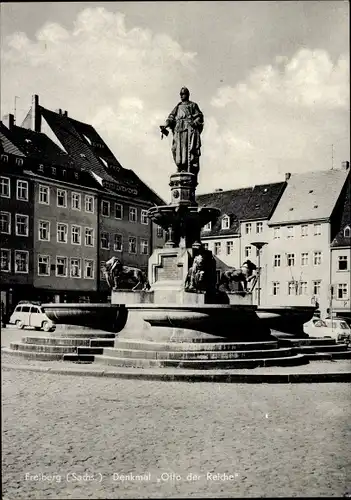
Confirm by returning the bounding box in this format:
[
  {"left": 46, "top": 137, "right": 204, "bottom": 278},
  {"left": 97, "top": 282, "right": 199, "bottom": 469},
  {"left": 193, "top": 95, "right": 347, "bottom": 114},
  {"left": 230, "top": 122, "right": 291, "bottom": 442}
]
[{"left": 160, "top": 87, "right": 204, "bottom": 180}]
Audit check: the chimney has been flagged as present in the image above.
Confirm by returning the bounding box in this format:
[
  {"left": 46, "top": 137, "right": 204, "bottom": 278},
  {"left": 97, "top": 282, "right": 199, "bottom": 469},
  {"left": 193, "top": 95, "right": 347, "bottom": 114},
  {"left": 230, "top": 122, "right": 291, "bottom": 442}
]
[
  {"left": 2, "top": 113, "right": 15, "bottom": 131},
  {"left": 63, "top": 110, "right": 68, "bottom": 117},
  {"left": 285, "top": 172, "right": 291, "bottom": 181},
  {"left": 341, "top": 161, "right": 350, "bottom": 171},
  {"left": 31, "top": 94, "right": 41, "bottom": 133}
]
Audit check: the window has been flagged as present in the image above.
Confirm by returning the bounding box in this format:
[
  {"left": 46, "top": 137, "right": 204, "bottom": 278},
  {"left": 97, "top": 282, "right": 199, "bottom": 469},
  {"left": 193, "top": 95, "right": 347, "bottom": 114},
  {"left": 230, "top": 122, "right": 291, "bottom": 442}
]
[
  {"left": 337, "top": 283, "right": 348, "bottom": 299},
  {"left": 272, "top": 282, "right": 280, "bottom": 296},
  {"left": 1, "top": 249, "right": 11, "bottom": 272},
  {"left": 71, "top": 225, "right": 81, "bottom": 245},
  {"left": 101, "top": 232, "right": 110, "bottom": 249},
  {"left": 245, "top": 246, "right": 251, "bottom": 258},
  {"left": 338, "top": 256, "right": 348, "bottom": 271},
  {"left": 222, "top": 215, "right": 230, "bottom": 230},
  {"left": 203, "top": 222, "right": 211, "bottom": 231},
  {"left": 288, "top": 281, "right": 297, "bottom": 295},
  {"left": 129, "top": 207, "right": 137, "bottom": 222},
  {"left": 15, "top": 250, "right": 29, "bottom": 273},
  {"left": 115, "top": 203, "right": 123, "bottom": 220},
  {"left": 301, "top": 225, "right": 308, "bottom": 237},
  {"left": 39, "top": 185, "right": 50, "bottom": 204},
  {"left": 156, "top": 226, "right": 163, "bottom": 238},
  {"left": 313, "top": 280, "right": 321, "bottom": 296},
  {"left": 57, "top": 189, "right": 67, "bottom": 207},
  {"left": 287, "top": 253, "right": 295, "bottom": 266},
  {"left": 273, "top": 254, "right": 281, "bottom": 267},
  {"left": 16, "top": 180, "right": 28, "bottom": 201},
  {"left": 52, "top": 167, "right": 56, "bottom": 175},
  {"left": 85, "top": 228, "right": 94, "bottom": 247},
  {"left": 140, "top": 239, "right": 149, "bottom": 255},
  {"left": 84, "top": 195, "right": 94, "bottom": 213},
  {"left": 84, "top": 260, "right": 94, "bottom": 279},
  {"left": 214, "top": 242, "right": 221, "bottom": 255},
  {"left": 114, "top": 234, "right": 123, "bottom": 252},
  {"left": 38, "top": 255, "right": 50, "bottom": 276},
  {"left": 70, "top": 258, "right": 81, "bottom": 278},
  {"left": 71, "top": 192, "right": 81, "bottom": 210},
  {"left": 38, "top": 220, "right": 50, "bottom": 241},
  {"left": 301, "top": 252, "right": 309, "bottom": 266},
  {"left": 314, "top": 223, "right": 321, "bottom": 236},
  {"left": 287, "top": 226, "right": 294, "bottom": 238},
  {"left": 0, "top": 177, "right": 10, "bottom": 198},
  {"left": 203, "top": 242, "right": 209, "bottom": 250},
  {"left": 344, "top": 226, "right": 350, "bottom": 238},
  {"left": 300, "top": 282, "right": 308, "bottom": 295},
  {"left": 16, "top": 214, "right": 29, "bottom": 236},
  {"left": 0, "top": 212, "right": 11, "bottom": 234},
  {"left": 256, "top": 222, "right": 263, "bottom": 233},
  {"left": 101, "top": 200, "right": 110, "bottom": 217},
  {"left": 57, "top": 223, "right": 68, "bottom": 243},
  {"left": 273, "top": 227, "right": 280, "bottom": 239},
  {"left": 245, "top": 223, "right": 252, "bottom": 234},
  {"left": 38, "top": 164, "right": 44, "bottom": 172},
  {"left": 226, "top": 241, "right": 234, "bottom": 255},
  {"left": 56, "top": 257, "right": 68, "bottom": 277},
  {"left": 129, "top": 236, "right": 137, "bottom": 254},
  {"left": 313, "top": 251, "right": 322, "bottom": 266},
  {"left": 141, "top": 209, "right": 149, "bottom": 225}
]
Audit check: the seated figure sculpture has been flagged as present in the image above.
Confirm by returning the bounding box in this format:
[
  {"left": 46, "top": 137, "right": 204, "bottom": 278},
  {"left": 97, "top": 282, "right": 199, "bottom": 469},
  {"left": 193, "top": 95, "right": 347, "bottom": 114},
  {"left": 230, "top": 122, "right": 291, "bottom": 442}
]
[
  {"left": 185, "top": 248, "right": 217, "bottom": 293},
  {"left": 103, "top": 256, "right": 150, "bottom": 291}
]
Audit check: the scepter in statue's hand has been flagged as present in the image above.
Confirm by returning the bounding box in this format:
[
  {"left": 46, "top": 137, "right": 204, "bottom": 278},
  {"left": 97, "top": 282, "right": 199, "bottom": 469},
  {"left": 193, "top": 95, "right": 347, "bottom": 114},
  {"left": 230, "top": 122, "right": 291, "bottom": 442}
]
[{"left": 160, "top": 125, "right": 169, "bottom": 139}]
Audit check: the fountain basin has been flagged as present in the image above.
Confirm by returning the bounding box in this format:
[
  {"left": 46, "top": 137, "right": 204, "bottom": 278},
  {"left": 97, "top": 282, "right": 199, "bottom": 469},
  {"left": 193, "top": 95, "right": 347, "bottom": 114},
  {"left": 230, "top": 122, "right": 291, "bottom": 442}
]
[
  {"left": 257, "top": 306, "right": 316, "bottom": 335},
  {"left": 42, "top": 303, "right": 128, "bottom": 333}
]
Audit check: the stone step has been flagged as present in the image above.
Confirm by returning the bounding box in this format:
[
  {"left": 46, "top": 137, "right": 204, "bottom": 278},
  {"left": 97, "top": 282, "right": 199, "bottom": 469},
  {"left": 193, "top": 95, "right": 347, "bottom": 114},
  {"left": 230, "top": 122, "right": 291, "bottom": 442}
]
[
  {"left": 115, "top": 338, "right": 278, "bottom": 352},
  {"left": 93, "top": 353, "right": 308, "bottom": 370},
  {"left": 305, "top": 352, "right": 333, "bottom": 361},
  {"left": 63, "top": 354, "right": 95, "bottom": 363},
  {"left": 23, "top": 336, "right": 91, "bottom": 347},
  {"left": 293, "top": 344, "right": 348, "bottom": 353},
  {"left": 9, "top": 342, "right": 77, "bottom": 354},
  {"left": 77, "top": 347, "right": 104, "bottom": 355},
  {"left": 50, "top": 331, "right": 116, "bottom": 339},
  {"left": 2, "top": 347, "right": 64, "bottom": 361},
  {"left": 89, "top": 339, "right": 116, "bottom": 348},
  {"left": 329, "top": 351, "right": 351, "bottom": 360},
  {"left": 278, "top": 338, "right": 337, "bottom": 347},
  {"left": 102, "top": 347, "right": 294, "bottom": 361}
]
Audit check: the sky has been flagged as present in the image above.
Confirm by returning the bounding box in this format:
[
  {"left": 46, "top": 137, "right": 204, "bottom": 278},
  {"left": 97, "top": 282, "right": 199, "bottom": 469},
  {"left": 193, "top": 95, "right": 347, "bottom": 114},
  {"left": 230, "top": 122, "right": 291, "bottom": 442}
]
[{"left": 1, "top": 1, "right": 349, "bottom": 200}]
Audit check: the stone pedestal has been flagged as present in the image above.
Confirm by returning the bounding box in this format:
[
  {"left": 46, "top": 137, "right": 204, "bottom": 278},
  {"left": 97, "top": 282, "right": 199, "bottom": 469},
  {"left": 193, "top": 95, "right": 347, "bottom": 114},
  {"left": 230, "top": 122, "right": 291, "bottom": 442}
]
[{"left": 148, "top": 247, "right": 191, "bottom": 290}]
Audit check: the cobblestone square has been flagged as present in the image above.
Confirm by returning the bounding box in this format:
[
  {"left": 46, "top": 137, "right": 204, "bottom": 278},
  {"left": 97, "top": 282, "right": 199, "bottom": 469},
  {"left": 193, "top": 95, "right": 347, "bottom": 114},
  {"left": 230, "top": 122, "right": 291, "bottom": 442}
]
[{"left": 2, "top": 367, "right": 351, "bottom": 499}]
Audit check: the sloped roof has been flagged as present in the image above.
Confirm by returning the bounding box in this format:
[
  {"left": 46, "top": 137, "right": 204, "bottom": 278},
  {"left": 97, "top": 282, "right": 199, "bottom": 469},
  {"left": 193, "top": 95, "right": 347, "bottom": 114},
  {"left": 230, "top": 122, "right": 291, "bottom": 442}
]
[
  {"left": 40, "top": 106, "right": 164, "bottom": 205},
  {"left": 0, "top": 123, "right": 25, "bottom": 156},
  {"left": 9, "top": 124, "right": 72, "bottom": 166},
  {"left": 331, "top": 174, "right": 351, "bottom": 248},
  {"left": 196, "top": 187, "right": 253, "bottom": 235},
  {"left": 269, "top": 169, "right": 350, "bottom": 225},
  {"left": 196, "top": 182, "right": 286, "bottom": 236}
]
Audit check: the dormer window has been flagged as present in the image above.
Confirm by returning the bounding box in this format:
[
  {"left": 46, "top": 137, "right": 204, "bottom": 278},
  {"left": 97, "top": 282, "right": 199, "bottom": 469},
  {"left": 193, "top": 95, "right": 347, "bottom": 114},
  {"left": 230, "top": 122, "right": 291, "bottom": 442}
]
[
  {"left": 74, "top": 172, "right": 79, "bottom": 179},
  {"left": 344, "top": 226, "right": 350, "bottom": 238},
  {"left": 203, "top": 222, "right": 212, "bottom": 231},
  {"left": 52, "top": 167, "right": 56, "bottom": 175},
  {"left": 15, "top": 158, "right": 23, "bottom": 166},
  {"left": 38, "top": 164, "right": 44, "bottom": 172},
  {"left": 221, "top": 215, "right": 230, "bottom": 230},
  {"left": 1, "top": 154, "right": 8, "bottom": 162}
]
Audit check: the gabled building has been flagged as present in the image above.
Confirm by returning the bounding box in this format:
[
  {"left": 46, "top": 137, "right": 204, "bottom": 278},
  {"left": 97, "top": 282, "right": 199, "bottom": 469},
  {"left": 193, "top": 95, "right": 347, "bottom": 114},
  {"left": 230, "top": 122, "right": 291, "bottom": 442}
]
[
  {"left": 330, "top": 171, "right": 351, "bottom": 320},
  {"left": 267, "top": 166, "right": 350, "bottom": 314},
  {"left": 1, "top": 123, "right": 34, "bottom": 315}
]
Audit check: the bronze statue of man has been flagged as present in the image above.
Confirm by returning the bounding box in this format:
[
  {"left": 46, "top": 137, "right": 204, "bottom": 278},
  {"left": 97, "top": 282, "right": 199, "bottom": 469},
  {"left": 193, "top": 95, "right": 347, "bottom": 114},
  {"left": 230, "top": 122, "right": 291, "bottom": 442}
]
[{"left": 160, "top": 87, "right": 204, "bottom": 179}]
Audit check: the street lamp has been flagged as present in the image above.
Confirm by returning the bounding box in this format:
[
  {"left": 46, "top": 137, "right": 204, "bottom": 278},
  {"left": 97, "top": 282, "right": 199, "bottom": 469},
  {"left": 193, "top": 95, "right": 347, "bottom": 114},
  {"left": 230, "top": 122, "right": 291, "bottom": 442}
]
[{"left": 251, "top": 241, "right": 268, "bottom": 306}]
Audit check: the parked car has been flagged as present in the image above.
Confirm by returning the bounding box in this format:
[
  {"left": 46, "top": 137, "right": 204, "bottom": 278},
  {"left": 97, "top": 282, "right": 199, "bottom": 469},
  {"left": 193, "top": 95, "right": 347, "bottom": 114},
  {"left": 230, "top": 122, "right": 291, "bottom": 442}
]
[
  {"left": 9, "top": 303, "right": 56, "bottom": 332},
  {"left": 303, "top": 317, "right": 351, "bottom": 343}
]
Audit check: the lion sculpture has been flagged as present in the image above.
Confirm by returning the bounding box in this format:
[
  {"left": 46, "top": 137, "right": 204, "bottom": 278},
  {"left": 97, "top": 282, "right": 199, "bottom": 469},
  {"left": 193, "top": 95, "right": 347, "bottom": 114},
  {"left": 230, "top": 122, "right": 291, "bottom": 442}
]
[
  {"left": 219, "top": 260, "right": 258, "bottom": 293},
  {"left": 103, "top": 256, "right": 150, "bottom": 291}
]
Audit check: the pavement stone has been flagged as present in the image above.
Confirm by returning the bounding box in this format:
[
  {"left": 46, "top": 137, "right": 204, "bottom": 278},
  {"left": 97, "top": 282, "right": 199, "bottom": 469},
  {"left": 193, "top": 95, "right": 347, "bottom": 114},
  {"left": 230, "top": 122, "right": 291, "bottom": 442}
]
[{"left": 2, "top": 363, "right": 351, "bottom": 499}]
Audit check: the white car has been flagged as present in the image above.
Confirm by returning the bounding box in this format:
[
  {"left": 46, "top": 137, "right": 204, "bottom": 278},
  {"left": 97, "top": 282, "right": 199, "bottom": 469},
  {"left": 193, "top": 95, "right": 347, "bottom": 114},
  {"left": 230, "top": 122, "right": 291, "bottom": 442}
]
[
  {"left": 303, "top": 318, "right": 351, "bottom": 343},
  {"left": 9, "top": 303, "right": 56, "bottom": 332}
]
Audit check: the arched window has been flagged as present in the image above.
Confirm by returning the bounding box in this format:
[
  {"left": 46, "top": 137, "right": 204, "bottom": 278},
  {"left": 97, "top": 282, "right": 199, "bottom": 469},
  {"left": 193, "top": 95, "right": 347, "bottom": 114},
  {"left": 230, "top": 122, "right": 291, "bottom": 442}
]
[{"left": 344, "top": 226, "right": 350, "bottom": 238}]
